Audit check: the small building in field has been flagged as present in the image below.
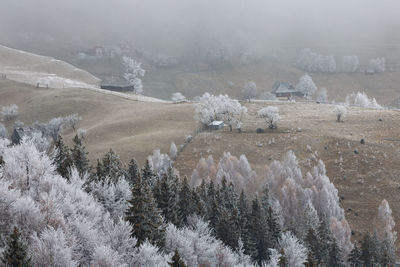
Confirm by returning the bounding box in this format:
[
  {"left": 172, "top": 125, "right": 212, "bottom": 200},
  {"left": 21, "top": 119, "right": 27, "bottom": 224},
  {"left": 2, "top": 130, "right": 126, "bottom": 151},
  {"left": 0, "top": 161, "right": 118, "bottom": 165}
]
[
  {"left": 272, "top": 82, "right": 302, "bottom": 98},
  {"left": 100, "top": 76, "right": 134, "bottom": 92},
  {"left": 208, "top": 121, "right": 224, "bottom": 130}
]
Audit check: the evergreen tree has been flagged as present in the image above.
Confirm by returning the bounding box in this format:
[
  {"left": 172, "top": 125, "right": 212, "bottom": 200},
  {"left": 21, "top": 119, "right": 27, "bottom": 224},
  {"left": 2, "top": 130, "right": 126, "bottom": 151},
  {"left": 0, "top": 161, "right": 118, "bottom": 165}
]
[
  {"left": 317, "top": 217, "right": 333, "bottom": 264},
  {"left": 52, "top": 136, "right": 72, "bottom": 179},
  {"left": 348, "top": 243, "right": 362, "bottom": 267},
  {"left": 99, "top": 149, "right": 126, "bottom": 183},
  {"left": 126, "top": 158, "right": 140, "bottom": 185},
  {"left": 157, "top": 168, "right": 179, "bottom": 225},
  {"left": 237, "top": 190, "right": 254, "bottom": 257},
  {"left": 327, "top": 238, "right": 345, "bottom": 267},
  {"left": 360, "top": 233, "right": 379, "bottom": 267},
  {"left": 169, "top": 249, "right": 187, "bottom": 267},
  {"left": 125, "top": 176, "right": 165, "bottom": 247},
  {"left": 1, "top": 227, "right": 31, "bottom": 267},
  {"left": 178, "top": 177, "right": 194, "bottom": 226},
  {"left": 215, "top": 206, "right": 240, "bottom": 249},
  {"left": 71, "top": 135, "right": 90, "bottom": 176},
  {"left": 95, "top": 159, "right": 103, "bottom": 180},
  {"left": 141, "top": 159, "right": 157, "bottom": 188},
  {"left": 305, "top": 252, "right": 318, "bottom": 267},
  {"left": 191, "top": 190, "right": 207, "bottom": 217},
  {"left": 304, "top": 228, "right": 322, "bottom": 264},
  {"left": 248, "top": 197, "right": 270, "bottom": 264},
  {"left": 266, "top": 206, "right": 281, "bottom": 247},
  {"left": 278, "top": 248, "right": 288, "bottom": 267}
]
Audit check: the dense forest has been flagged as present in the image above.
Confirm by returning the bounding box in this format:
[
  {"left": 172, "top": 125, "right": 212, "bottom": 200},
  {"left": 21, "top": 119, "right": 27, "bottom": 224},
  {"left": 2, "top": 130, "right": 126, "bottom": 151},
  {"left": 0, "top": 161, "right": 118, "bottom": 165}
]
[{"left": 0, "top": 134, "right": 397, "bottom": 266}]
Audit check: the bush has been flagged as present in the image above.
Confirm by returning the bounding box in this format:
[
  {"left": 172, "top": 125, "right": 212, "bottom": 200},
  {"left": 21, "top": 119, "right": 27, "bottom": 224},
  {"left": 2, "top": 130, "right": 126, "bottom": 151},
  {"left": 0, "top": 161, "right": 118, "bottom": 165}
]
[{"left": 1, "top": 104, "right": 19, "bottom": 121}]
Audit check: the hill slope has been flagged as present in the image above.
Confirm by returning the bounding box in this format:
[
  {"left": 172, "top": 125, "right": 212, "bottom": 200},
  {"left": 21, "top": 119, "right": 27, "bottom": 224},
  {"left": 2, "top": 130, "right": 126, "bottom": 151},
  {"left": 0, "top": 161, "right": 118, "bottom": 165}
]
[{"left": 0, "top": 44, "right": 100, "bottom": 88}]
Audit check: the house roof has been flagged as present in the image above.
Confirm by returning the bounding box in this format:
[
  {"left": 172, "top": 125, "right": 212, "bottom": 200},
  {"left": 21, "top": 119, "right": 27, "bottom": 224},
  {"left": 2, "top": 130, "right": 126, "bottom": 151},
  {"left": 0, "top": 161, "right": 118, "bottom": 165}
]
[
  {"left": 209, "top": 121, "right": 224, "bottom": 126},
  {"left": 100, "top": 76, "right": 132, "bottom": 87},
  {"left": 272, "top": 82, "right": 298, "bottom": 94}
]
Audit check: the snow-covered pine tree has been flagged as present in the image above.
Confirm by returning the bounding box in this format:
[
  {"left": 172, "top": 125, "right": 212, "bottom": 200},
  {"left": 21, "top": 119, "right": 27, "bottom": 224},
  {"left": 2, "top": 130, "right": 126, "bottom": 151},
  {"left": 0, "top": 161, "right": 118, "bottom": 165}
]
[
  {"left": 1, "top": 227, "right": 32, "bottom": 267},
  {"left": 71, "top": 134, "right": 90, "bottom": 176}
]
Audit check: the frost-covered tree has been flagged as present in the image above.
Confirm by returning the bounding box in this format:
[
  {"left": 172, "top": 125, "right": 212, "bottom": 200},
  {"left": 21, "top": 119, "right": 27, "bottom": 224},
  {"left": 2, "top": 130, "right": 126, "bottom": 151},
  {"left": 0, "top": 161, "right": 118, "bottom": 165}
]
[
  {"left": 89, "top": 176, "right": 131, "bottom": 220},
  {"left": 170, "top": 142, "right": 178, "bottom": 160},
  {"left": 242, "top": 81, "right": 257, "bottom": 101},
  {"left": 77, "top": 128, "right": 87, "bottom": 139},
  {"left": 0, "top": 122, "right": 8, "bottom": 139},
  {"left": 260, "top": 92, "right": 278, "bottom": 101},
  {"left": 132, "top": 241, "right": 169, "bottom": 267},
  {"left": 335, "top": 105, "right": 347, "bottom": 122},
  {"left": 277, "top": 232, "right": 308, "bottom": 267},
  {"left": 64, "top": 113, "right": 82, "bottom": 131},
  {"left": 165, "top": 216, "right": 251, "bottom": 267},
  {"left": 316, "top": 87, "right": 328, "bottom": 102},
  {"left": 263, "top": 151, "right": 352, "bottom": 258},
  {"left": 172, "top": 92, "right": 186, "bottom": 103},
  {"left": 294, "top": 48, "right": 336, "bottom": 73},
  {"left": 296, "top": 74, "right": 317, "bottom": 99},
  {"left": 194, "top": 93, "right": 247, "bottom": 131},
  {"left": 1, "top": 104, "right": 19, "bottom": 120},
  {"left": 373, "top": 199, "right": 397, "bottom": 265},
  {"left": 147, "top": 149, "right": 173, "bottom": 178},
  {"left": 345, "top": 92, "right": 383, "bottom": 109},
  {"left": 368, "top": 57, "right": 385, "bottom": 73},
  {"left": 30, "top": 227, "right": 77, "bottom": 267},
  {"left": 297, "top": 201, "right": 320, "bottom": 240},
  {"left": 342, "top": 55, "right": 359, "bottom": 73},
  {"left": 122, "top": 56, "right": 145, "bottom": 94},
  {"left": 258, "top": 106, "right": 280, "bottom": 129}
]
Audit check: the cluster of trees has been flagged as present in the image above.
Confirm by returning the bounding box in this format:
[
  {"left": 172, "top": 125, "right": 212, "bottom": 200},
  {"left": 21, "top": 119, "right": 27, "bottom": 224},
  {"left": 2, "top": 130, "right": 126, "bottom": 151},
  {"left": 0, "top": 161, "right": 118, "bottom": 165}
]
[
  {"left": 345, "top": 92, "right": 383, "bottom": 109},
  {"left": 368, "top": 57, "right": 386, "bottom": 73},
  {"left": 294, "top": 48, "right": 336, "bottom": 73},
  {"left": 0, "top": 133, "right": 397, "bottom": 266},
  {"left": 122, "top": 56, "right": 146, "bottom": 94},
  {"left": 242, "top": 81, "right": 257, "bottom": 101},
  {"left": 195, "top": 93, "right": 247, "bottom": 132},
  {"left": 341, "top": 55, "right": 360, "bottom": 73}
]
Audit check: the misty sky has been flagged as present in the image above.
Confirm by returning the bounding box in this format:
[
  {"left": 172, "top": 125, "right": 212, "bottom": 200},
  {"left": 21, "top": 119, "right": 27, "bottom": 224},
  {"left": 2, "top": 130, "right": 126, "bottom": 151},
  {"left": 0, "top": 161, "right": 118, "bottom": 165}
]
[{"left": 1, "top": 0, "right": 399, "bottom": 56}]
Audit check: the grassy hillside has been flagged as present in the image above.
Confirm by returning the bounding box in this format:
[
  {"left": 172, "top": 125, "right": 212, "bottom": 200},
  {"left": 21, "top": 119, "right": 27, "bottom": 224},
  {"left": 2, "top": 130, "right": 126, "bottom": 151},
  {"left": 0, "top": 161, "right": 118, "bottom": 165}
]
[{"left": 0, "top": 80, "right": 197, "bottom": 165}]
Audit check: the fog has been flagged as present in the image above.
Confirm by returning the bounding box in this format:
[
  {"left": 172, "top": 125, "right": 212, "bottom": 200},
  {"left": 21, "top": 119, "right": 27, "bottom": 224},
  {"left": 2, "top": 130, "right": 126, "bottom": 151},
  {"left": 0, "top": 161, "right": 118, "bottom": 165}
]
[{"left": 1, "top": 0, "right": 399, "bottom": 57}]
